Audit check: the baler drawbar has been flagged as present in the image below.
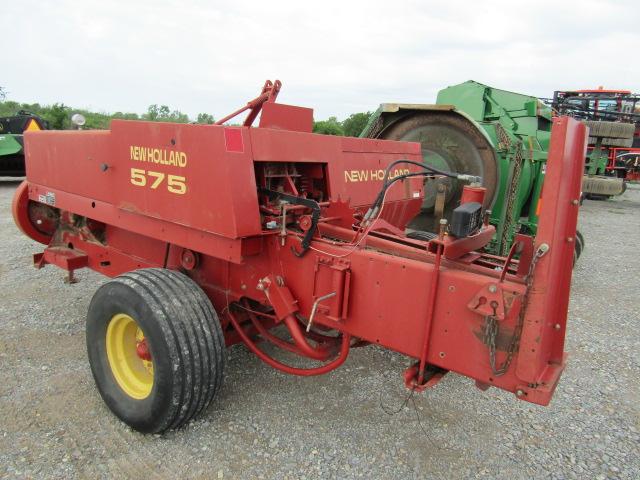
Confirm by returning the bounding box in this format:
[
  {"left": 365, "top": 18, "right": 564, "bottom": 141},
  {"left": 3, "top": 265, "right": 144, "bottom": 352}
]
[{"left": 13, "top": 81, "right": 586, "bottom": 433}]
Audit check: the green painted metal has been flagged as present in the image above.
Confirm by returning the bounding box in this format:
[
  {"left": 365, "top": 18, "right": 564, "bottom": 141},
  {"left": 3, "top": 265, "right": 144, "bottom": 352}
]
[
  {"left": 361, "top": 80, "right": 554, "bottom": 256},
  {"left": 437, "top": 81, "right": 552, "bottom": 254},
  {"left": 0, "top": 133, "right": 23, "bottom": 157},
  {"left": 585, "top": 143, "right": 609, "bottom": 175}
]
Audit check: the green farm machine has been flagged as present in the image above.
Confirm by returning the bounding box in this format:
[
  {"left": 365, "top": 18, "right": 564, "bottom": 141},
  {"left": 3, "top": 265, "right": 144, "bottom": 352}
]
[
  {"left": 361, "top": 80, "right": 585, "bottom": 260},
  {"left": 0, "top": 111, "right": 47, "bottom": 176}
]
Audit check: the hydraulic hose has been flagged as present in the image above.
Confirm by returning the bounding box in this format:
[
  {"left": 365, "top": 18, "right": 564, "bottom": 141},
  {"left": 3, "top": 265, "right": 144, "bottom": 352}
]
[
  {"left": 363, "top": 159, "right": 482, "bottom": 223},
  {"left": 228, "top": 310, "right": 351, "bottom": 376}
]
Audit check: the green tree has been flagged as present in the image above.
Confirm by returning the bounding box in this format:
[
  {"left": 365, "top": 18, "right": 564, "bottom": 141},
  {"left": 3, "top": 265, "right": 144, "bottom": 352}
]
[
  {"left": 196, "top": 113, "right": 215, "bottom": 124},
  {"left": 145, "top": 104, "right": 163, "bottom": 121},
  {"left": 144, "top": 104, "right": 189, "bottom": 123},
  {"left": 44, "top": 103, "right": 71, "bottom": 130},
  {"left": 112, "top": 112, "right": 140, "bottom": 121},
  {"left": 313, "top": 116, "right": 344, "bottom": 136},
  {"left": 341, "top": 111, "right": 372, "bottom": 137}
]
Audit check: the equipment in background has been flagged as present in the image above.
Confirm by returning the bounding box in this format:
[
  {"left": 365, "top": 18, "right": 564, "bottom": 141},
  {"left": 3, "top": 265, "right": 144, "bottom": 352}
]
[
  {"left": 0, "top": 111, "right": 48, "bottom": 176},
  {"left": 361, "top": 80, "right": 584, "bottom": 259},
  {"left": 614, "top": 151, "right": 640, "bottom": 182},
  {"left": 549, "top": 88, "right": 640, "bottom": 195},
  {"left": 13, "top": 80, "right": 585, "bottom": 434}
]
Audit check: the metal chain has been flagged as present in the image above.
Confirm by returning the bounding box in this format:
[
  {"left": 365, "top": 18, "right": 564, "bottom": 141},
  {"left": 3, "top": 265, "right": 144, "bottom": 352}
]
[
  {"left": 495, "top": 123, "right": 511, "bottom": 151},
  {"left": 499, "top": 143, "right": 524, "bottom": 256},
  {"left": 365, "top": 116, "right": 384, "bottom": 139},
  {"left": 484, "top": 243, "right": 549, "bottom": 376}
]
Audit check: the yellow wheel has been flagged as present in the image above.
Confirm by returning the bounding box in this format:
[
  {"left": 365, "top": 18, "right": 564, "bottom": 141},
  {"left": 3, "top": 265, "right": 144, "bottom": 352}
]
[
  {"left": 106, "top": 313, "right": 154, "bottom": 400},
  {"left": 86, "top": 268, "right": 226, "bottom": 433}
]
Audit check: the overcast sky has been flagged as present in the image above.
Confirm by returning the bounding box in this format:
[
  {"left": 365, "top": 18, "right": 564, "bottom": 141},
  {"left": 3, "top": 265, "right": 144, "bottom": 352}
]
[{"left": 2, "top": 0, "right": 638, "bottom": 121}]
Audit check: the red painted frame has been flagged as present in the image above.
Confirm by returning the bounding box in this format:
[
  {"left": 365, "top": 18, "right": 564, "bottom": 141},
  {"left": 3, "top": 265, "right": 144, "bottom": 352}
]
[{"left": 16, "top": 85, "right": 586, "bottom": 407}]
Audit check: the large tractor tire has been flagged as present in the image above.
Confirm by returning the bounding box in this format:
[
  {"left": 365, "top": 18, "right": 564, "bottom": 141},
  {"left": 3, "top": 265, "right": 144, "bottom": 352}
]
[
  {"left": 86, "top": 268, "right": 226, "bottom": 433},
  {"left": 375, "top": 112, "right": 498, "bottom": 232},
  {"left": 584, "top": 121, "right": 635, "bottom": 148},
  {"left": 583, "top": 121, "right": 635, "bottom": 140},
  {"left": 588, "top": 136, "right": 633, "bottom": 148}
]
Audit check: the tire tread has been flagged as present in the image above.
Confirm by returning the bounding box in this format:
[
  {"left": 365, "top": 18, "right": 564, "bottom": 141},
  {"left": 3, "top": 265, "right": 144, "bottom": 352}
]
[{"left": 111, "top": 268, "right": 224, "bottom": 432}]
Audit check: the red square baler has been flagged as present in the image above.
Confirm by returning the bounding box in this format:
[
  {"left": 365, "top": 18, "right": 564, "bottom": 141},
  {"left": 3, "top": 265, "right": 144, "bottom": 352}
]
[{"left": 12, "top": 81, "right": 586, "bottom": 433}]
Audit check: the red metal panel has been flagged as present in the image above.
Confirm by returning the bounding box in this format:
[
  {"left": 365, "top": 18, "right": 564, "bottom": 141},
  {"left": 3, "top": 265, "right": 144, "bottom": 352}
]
[
  {"left": 340, "top": 136, "right": 421, "bottom": 155},
  {"left": 516, "top": 117, "right": 586, "bottom": 391},
  {"left": 223, "top": 127, "right": 244, "bottom": 153},
  {"left": 26, "top": 184, "right": 248, "bottom": 264},
  {"left": 110, "top": 120, "right": 262, "bottom": 239},
  {"left": 258, "top": 102, "right": 313, "bottom": 133},
  {"left": 25, "top": 130, "right": 115, "bottom": 203},
  {"left": 250, "top": 127, "right": 343, "bottom": 163}
]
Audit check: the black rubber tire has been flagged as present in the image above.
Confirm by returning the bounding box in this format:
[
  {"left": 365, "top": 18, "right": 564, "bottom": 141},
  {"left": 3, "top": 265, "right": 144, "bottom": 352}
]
[
  {"left": 574, "top": 229, "right": 584, "bottom": 261},
  {"left": 406, "top": 230, "right": 438, "bottom": 242},
  {"left": 583, "top": 121, "right": 635, "bottom": 140},
  {"left": 588, "top": 136, "right": 634, "bottom": 148},
  {"left": 585, "top": 193, "right": 612, "bottom": 201},
  {"left": 86, "top": 268, "right": 226, "bottom": 433}
]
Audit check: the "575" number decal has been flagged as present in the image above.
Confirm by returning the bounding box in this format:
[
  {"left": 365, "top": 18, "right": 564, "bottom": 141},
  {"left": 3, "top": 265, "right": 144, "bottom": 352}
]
[{"left": 130, "top": 168, "right": 187, "bottom": 195}]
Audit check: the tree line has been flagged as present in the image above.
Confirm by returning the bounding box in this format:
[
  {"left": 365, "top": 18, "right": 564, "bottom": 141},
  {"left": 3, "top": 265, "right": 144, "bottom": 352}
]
[{"left": 0, "top": 88, "right": 371, "bottom": 137}]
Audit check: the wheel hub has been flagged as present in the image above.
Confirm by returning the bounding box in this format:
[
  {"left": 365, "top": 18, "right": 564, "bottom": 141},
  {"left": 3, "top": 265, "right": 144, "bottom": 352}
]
[{"left": 106, "top": 313, "right": 154, "bottom": 399}]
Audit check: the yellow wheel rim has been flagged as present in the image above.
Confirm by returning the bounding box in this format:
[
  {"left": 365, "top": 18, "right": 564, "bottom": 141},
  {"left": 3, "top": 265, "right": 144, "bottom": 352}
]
[{"left": 106, "top": 313, "right": 154, "bottom": 400}]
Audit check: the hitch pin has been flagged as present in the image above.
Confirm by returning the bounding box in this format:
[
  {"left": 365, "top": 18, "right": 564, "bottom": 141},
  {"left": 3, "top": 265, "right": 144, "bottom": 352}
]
[{"left": 306, "top": 292, "right": 337, "bottom": 332}]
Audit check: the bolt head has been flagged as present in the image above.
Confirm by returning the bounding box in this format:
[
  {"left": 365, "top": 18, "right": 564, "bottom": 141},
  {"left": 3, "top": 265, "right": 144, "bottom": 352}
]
[
  {"left": 554, "top": 323, "right": 561, "bottom": 330},
  {"left": 488, "top": 284, "right": 497, "bottom": 293},
  {"left": 516, "top": 389, "right": 524, "bottom": 397}
]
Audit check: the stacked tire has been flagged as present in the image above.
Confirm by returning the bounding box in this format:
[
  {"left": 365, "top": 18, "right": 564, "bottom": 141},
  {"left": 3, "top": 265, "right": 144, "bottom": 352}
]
[{"left": 584, "top": 120, "right": 635, "bottom": 148}]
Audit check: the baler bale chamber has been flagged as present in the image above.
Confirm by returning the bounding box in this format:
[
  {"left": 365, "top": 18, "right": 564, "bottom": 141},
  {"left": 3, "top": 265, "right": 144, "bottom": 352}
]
[{"left": 13, "top": 81, "right": 586, "bottom": 434}]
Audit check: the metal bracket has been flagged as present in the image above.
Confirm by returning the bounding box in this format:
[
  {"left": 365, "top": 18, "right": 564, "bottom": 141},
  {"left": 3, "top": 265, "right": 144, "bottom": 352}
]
[
  {"left": 467, "top": 282, "right": 506, "bottom": 321},
  {"left": 34, "top": 246, "right": 88, "bottom": 284}
]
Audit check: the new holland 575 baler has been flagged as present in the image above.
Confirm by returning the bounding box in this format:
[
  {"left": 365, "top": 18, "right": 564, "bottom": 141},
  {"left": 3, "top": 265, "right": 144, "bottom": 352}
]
[{"left": 13, "top": 81, "right": 585, "bottom": 433}]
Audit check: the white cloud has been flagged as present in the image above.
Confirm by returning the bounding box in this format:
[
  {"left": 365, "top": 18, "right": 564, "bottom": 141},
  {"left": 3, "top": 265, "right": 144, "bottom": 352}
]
[{"left": 2, "top": 0, "right": 638, "bottom": 120}]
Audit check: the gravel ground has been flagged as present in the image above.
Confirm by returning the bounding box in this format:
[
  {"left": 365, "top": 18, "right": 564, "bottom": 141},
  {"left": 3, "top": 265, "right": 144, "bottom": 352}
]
[{"left": 0, "top": 179, "right": 638, "bottom": 479}]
